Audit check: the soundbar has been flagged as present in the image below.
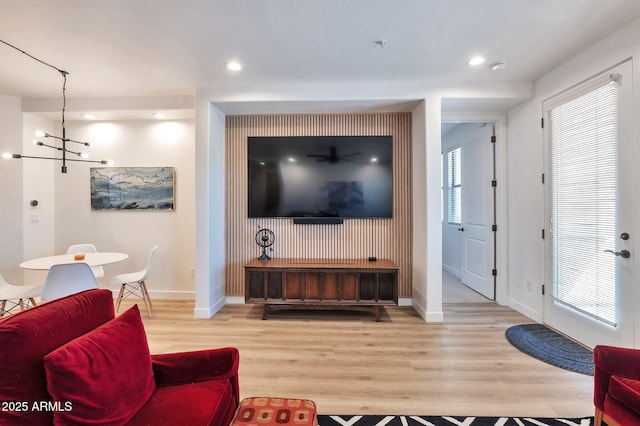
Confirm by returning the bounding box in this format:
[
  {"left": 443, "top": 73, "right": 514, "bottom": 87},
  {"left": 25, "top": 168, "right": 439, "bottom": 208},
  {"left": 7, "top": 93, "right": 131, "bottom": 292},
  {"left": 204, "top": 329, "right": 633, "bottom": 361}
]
[{"left": 293, "top": 217, "right": 344, "bottom": 225}]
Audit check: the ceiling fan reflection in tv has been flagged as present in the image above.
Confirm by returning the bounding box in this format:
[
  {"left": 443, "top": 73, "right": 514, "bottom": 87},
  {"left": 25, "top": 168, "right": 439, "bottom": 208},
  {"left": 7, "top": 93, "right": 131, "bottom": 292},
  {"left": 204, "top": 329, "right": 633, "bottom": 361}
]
[{"left": 306, "top": 145, "right": 361, "bottom": 163}]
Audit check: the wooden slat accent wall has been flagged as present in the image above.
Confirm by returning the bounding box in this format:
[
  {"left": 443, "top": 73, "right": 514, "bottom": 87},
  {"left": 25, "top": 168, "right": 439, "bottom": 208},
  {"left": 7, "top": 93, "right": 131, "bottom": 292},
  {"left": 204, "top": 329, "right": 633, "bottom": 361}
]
[{"left": 225, "top": 113, "right": 413, "bottom": 297}]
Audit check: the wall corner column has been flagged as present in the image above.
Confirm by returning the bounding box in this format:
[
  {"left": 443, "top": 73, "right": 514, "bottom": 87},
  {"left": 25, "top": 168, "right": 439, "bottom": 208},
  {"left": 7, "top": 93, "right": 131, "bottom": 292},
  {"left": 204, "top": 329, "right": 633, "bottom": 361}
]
[
  {"left": 411, "top": 96, "right": 444, "bottom": 322},
  {"left": 194, "top": 94, "right": 227, "bottom": 318}
]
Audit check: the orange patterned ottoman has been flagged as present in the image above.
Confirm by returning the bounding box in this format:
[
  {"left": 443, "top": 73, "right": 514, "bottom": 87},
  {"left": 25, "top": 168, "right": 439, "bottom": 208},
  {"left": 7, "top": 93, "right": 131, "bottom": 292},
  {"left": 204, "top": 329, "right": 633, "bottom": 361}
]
[{"left": 230, "top": 397, "right": 318, "bottom": 426}]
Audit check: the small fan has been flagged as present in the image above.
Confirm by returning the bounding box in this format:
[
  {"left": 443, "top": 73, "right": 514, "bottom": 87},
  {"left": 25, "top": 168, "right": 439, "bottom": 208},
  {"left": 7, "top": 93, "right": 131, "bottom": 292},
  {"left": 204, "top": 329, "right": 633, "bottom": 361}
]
[{"left": 255, "top": 228, "right": 275, "bottom": 261}]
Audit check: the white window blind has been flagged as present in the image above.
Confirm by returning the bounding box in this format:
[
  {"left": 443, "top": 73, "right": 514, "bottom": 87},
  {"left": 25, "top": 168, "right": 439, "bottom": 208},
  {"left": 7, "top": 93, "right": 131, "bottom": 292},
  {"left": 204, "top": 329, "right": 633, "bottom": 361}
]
[
  {"left": 548, "top": 79, "right": 619, "bottom": 326},
  {"left": 441, "top": 153, "right": 444, "bottom": 222},
  {"left": 447, "top": 148, "right": 461, "bottom": 224}
]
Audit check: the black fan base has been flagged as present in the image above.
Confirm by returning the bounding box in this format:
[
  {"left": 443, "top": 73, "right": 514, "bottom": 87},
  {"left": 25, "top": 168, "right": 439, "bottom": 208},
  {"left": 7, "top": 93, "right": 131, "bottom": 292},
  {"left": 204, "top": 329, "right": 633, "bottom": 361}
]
[{"left": 258, "top": 247, "right": 271, "bottom": 261}]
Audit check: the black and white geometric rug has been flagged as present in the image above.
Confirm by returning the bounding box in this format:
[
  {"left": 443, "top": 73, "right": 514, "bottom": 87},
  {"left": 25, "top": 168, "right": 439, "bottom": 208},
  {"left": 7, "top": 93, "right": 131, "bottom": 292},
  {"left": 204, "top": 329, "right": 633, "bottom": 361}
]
[{"left": 317, "top": 415, "right": 593, "bottom": 426}]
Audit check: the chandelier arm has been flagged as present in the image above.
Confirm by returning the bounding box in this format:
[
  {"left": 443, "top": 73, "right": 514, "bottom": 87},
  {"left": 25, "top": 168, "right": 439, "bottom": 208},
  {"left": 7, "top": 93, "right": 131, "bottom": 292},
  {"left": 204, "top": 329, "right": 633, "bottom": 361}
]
[
  {"left": 65, "top": 139, "right": 91, "bottom": 147},
  {"left": 35, "top": 141, "right": 63, "bottom": 151},
  {"left": 41, "top": 134, "right": 90, "bottom": 146},
  {"left": 66, "top": 149, "right": 84, "bottom": 157},
  {"left": 37, "top": 144, "right": 84, "bottom": 157},
  {"left": 61, "top": 157, "right": 107, "bottom": 164},
  {"left": 7, "top": 154, "right": 107, "bottom": 164}
]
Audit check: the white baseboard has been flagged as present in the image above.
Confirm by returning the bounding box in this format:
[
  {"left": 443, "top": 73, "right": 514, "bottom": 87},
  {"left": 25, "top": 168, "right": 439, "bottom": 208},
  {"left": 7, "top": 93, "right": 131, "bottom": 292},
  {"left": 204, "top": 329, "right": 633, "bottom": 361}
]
[
  {"left": 397, "top": 297, "right": 412, "bottom": 307},
  {"left": 424, "top": 311, "right": 444, "bottom": 322},
  {"left": 412, "top": 298, "right": 427, "bottom": 320},
  {"left": 148, "top": 290, "right": 195, "bottom": 300},
  {"left": 410, "top": 298, "right": 443, "bottom": 323},
  {"left": 442, "top": 264, "right": 460, "bottom": 278},
  {"left": 193, "top": 306, "right": 215, "bottom": 318},
  {"left": 193, "top": 296, "right": 226, "bottom": 319},
  {"left": 108, "top": 288, "right": 195, "bottom": 300},
  {"left": 508, "top": 297, "right": 542, "bottom": 322}
]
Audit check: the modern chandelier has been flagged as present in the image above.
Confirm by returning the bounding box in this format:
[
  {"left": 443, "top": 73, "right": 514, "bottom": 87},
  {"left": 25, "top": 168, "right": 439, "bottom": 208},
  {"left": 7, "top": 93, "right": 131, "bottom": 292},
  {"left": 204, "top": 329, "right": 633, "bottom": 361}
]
[{"left": 1, "top": 39, "right": 113, "bottom": 173}]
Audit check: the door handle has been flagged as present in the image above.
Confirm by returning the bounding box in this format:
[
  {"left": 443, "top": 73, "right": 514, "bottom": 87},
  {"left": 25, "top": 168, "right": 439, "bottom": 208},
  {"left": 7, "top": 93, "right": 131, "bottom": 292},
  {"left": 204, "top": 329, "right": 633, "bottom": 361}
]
[
  {"left": 457, "top": 227, "right": 464, "bottom": 232},
  {"left": 604, "top": 249, "right": 631, "bottom": 259}
]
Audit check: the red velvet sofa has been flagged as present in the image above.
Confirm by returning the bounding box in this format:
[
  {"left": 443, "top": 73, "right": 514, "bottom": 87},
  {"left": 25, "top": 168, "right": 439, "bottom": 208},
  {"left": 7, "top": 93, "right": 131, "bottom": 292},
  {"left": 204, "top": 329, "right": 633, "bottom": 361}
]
[
  {"left": 0, "top": 289, "right": 240, "bottom": 425},
  {"left": 593, "top": 344, "right": 640, "bottom": 426}
]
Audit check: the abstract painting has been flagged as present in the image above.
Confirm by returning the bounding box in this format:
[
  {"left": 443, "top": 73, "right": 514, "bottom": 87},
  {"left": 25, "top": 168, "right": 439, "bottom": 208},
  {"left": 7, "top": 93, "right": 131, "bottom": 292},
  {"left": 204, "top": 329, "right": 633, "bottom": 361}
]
[{"left": 90, "top": 167, "right": 175, "bottom": 211}]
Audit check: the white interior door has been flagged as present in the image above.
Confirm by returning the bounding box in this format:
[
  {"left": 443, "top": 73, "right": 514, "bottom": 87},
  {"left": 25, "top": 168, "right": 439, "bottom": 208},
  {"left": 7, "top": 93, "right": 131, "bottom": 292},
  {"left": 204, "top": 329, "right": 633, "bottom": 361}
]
[
  {"left": 543, "top": 61, "right": 634, "bottom": 348},
  {"left": 460, "top": 124, "right": 495, "bottom": 299}
]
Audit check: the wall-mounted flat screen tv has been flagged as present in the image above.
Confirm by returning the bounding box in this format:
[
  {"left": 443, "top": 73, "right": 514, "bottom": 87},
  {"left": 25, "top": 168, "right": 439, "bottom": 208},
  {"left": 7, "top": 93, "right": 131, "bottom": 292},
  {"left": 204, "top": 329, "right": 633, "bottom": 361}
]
[{"left": 248, "top": 136, "right": 393, "bottom": 219}]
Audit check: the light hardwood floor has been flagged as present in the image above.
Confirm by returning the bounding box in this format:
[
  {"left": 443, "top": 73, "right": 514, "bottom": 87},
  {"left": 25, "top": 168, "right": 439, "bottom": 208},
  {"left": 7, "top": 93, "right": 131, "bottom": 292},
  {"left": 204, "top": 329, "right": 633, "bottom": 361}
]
[
  {"left": 442, "top": 269, "right": 492, "bottom": 304},
  {"left": 120, "top": 299, "right": 594, "bottom": 418}
]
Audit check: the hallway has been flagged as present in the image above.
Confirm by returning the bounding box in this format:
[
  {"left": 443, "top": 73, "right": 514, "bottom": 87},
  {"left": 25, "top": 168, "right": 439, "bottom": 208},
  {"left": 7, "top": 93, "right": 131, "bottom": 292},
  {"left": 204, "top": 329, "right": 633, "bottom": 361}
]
[{"left": 442, "top": 268, "right": 492, "bottom": 304}]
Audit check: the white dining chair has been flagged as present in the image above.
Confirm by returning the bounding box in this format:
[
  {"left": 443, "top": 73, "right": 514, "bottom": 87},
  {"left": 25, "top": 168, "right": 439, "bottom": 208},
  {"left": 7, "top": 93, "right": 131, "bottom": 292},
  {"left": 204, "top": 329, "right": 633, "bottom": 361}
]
[
  {"left": 109, "top": 245, "right": 158, "bottom": 317},
  {"left": 66, "top": 243, "right": 104, "bottom": 279},
  {"left": 41, "top": 263, "right": 100, "bottom": 302},
  {"left": 0, "top": 273, "right": 43, "bottom": 316}
]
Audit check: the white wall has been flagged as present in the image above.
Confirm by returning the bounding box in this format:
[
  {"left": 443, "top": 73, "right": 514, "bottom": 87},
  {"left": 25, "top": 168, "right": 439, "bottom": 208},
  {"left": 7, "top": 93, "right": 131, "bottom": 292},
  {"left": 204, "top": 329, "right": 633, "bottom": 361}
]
[
  {"left": 21, "top": 114, "right": 56, "bottom": 285},
  {"left": 47, "top": 119, "right": 196, "bottom": 298},
  {"left": 424, "top": 96, "right": 444, "bottom": 321},
  {"left": 194, "top": 101, "right": 227, "bottom": 317},
  {"left": 506, "top": 17, "right": 640, "bottom": 321},
  {"left": 0, "top": 95, "right": 24, "bottom": 283},
  {"left": 411, "top": 96, "right": 444, "bottom": 322}
]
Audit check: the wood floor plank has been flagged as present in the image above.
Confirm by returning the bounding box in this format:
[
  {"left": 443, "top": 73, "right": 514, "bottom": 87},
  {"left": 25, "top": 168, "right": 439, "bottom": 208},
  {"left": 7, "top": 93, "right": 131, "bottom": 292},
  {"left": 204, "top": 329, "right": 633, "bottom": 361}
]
[{"left": 119, "top": 299, "right": 594, "bottom": 418}]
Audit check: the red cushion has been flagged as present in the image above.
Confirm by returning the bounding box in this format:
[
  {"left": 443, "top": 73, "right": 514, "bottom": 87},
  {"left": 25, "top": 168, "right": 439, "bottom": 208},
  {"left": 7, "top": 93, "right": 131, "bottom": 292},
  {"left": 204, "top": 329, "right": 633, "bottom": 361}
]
[
  {"left": 0, "top": 289, "right": 115, "bottom": 425},
  {"left": 44, "top": 305, "right": 155, "bottom": 425},
  {"left": 604, "top": 393, "right": 640, "bottom": 426},
  {"left": 608, "top": 376, "right": 640, "bottom": 417},
  {"left": 127, "top": 379, "right": 237, "bottom": 426}
]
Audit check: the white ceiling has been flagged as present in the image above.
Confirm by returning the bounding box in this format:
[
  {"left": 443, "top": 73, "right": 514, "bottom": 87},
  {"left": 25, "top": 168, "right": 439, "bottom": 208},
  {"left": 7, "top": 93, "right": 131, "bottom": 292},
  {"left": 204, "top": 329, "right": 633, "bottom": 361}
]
[{"left": 2, "top": 0, "right": 640, "bottom": 116}]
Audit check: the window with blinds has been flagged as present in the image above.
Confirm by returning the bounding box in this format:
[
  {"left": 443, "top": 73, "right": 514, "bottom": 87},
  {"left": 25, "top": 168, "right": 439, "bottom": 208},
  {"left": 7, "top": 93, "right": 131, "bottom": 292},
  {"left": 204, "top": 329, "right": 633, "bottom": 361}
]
[
  {"left": 447, "top": 147, "right": 461, "bottom": 225},
  {"left": 548, "top": 78, "right": 619, "bottom": 326}
]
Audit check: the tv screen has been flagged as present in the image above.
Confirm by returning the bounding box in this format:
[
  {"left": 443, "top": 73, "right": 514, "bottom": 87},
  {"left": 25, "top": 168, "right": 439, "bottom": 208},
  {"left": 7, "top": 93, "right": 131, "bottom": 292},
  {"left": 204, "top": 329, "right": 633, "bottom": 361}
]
[{"left": 248, "top": 136, "right": 393, "bottom": 219}]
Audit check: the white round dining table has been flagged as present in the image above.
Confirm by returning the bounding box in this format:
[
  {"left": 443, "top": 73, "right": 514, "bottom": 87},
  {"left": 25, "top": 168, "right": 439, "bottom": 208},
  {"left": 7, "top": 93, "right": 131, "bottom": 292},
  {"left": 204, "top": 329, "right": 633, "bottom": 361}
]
[{"left": 19, "top": 252, "right": 129, "bottom": 270}]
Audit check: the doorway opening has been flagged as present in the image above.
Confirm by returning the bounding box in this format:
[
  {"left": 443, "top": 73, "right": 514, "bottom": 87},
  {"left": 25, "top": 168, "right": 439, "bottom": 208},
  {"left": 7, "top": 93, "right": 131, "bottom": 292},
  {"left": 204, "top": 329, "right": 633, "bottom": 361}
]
[{"left": 441, "top": 121, "right": 496, "bottom": 304}]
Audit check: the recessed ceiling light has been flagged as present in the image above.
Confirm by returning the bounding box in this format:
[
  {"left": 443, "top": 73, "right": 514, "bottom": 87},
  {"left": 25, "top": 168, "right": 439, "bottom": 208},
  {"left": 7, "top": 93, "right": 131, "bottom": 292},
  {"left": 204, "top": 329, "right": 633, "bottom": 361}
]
[
  {"left": 152, "top": 113, "right": 167, "bottom": 119},
  {"left": 467, "top": 56, "right": 485, "bottom": 66},
  {"left": 490, "top": 61, "right": 507, "bottom": 71},
  {"left": 226, "top": 61, "right": 242, "bottom": 71},
  {"left": 82, "top": 113, "right": 96, "bottom": 120},
  {"left": 288, "top": 157, "right": 295, "bottom": 162},
  {"left": 371, "top": 157, "right": 378, "bottom": 163}
]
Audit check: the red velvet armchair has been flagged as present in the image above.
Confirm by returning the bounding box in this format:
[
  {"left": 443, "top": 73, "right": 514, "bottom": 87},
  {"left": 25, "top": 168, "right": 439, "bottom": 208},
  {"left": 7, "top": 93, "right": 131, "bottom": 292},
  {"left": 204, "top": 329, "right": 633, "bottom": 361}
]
[
  {"left": 593, "top": 345, "right": 640, "bottom": 426},
  {"left": 0, "top": 289, "right": 240, "bottom": 425}
]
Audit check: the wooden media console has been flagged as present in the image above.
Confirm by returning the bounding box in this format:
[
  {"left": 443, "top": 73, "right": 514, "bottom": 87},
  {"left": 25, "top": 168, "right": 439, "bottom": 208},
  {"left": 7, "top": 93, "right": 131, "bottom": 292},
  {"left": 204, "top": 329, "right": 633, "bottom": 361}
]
[{"left": 244, "top": 258, "right": 399, "bottom": 321}]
